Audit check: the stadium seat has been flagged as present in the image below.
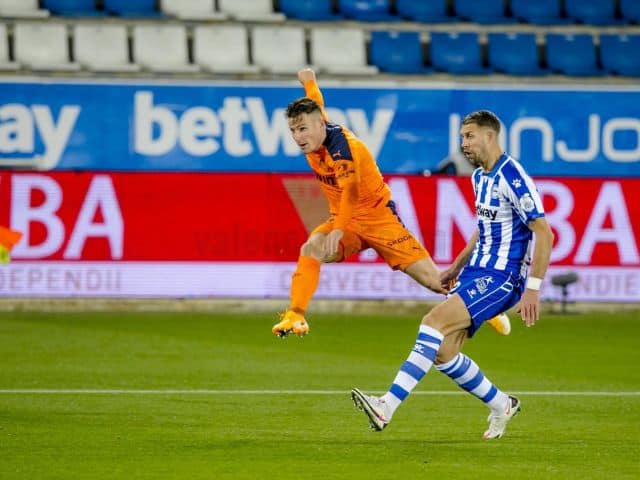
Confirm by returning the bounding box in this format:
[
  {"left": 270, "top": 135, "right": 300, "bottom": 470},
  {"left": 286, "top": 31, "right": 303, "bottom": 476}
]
[
  {"left": 133, "top": 24, "right": 200, "bottom": 73},
  {"left": 488, "top": 33, "right": 545, "bottom": 75},
  {"left": 104, "top": 0, "right": 160, "bottom": 16},
  {"left": 430, "top": 32, "right": 488, "bottom": 74},
  {"left": 370, "top": 31, "right": 430, "bottom": 74},
  {"left": 454, "top": 0, "right": 515, "bottom": 24},
  {"left": 396, "top": 0, "right": 453, "bottom": 22},
  {"left": 545, "top": 34, "right": 602, "bottom": 76},
  {"left": 279, "top": 0, "right": 341, "bottom": 21},
  {"left": 620, "top": 0, "right": 640, "bottom": 24},
  {"left": 219, "top": 0, "right": 285, "bottom": 22},
  {"left": 194, "top": 25, "right": 260, "bottom": 74},
  {"left": 510, "top": 0, "right": 568, "bottom": 24},
  {"left": 0, "top": 0, "right": 49, "bottom": 18},
  {"left": 338, "top": 0, "right": 399, "bottom": 22},
  {"left": 600, "top": 34, "right": 640, "bottom": 76},
  {"left": 565, "top": 0, "right": 619, "bottom": 25},
  {"left": 42, "top": 0, "right": 104, "bottom": 16},
  {"left": 0, "top": 23, "right": 19, "bottom": 70},
  {"left": 74, "top": 23, "right": 140, "bottom": 72},
  {"left": 160, "top": 0, "right": 227, "bottom": 20},
  {"left": 311, "top": 28, "right": 379, "bottom": 75},
  {"left": 14, "top": 22, "right": 80, "bottom": 71},
  {"left": 252, "top": 26, "right": 310, "bottom": 74}
]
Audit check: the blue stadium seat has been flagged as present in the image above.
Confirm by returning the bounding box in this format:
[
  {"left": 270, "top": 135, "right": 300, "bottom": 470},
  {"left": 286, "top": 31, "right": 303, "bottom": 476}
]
[
  {"left": 600, "top": 34, "right": 640, "bottom": 76},
  {"left": 545, "top": 34, "right": 602, "bottom": 76},
  {"left": 370, "top": 31, "right": 430, "bottom": 74},
  {"left": 565, "top": 0, "right": 620, "bottom": 25},
  {"left": 43, "top": 0, "right": 104, "bottom": 16},
  {"left": 430, "top": 32, "right": 489, "bottom": 74},
  {"left": 338, "top": 0, "right": 399, "bottom": 22},
  {"left": 510, "top": 0, "right": 569, "bottom": 24},
  {"left": 621, "top": 0, "right": 640, "bottom": 23},
  {"left": 396, "top": 0, "right": 453, "bottom": 23},
  {"left": 279, "top": 0, "right": 341, "bottom": 21},
  {"left": 104, "top": 0, "right": 160, "bottom": 16},
  {"left": 454, "top": 0, "right": 515, "bottom": 24},
  {"left": 488, "top": 33, "right": 545, "bottom": 75}
]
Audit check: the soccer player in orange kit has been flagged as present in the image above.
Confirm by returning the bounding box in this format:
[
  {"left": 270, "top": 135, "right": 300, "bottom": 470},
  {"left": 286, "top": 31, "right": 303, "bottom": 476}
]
[{"left": 272, "top": 69, "right": 510, "bottom": 338}]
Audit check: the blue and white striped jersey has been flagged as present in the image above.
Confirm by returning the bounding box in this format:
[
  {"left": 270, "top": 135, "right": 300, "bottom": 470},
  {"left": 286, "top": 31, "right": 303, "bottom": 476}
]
[{"left": 468, "top": 153, "right": 545, "bottom": 279}]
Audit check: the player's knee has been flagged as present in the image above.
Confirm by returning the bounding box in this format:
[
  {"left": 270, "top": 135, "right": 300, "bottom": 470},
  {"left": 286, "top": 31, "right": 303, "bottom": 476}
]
[
  {"left": 300, "top": 240, "right": 322, "bottom": 260},
  {"left": 421, "top": 311, "right": 447, "bottom": 334}
]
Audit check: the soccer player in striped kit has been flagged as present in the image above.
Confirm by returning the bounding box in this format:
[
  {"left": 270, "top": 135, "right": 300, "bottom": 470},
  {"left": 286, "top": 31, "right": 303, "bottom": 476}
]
[{"left": 352, "top": 110, "right": 554, "bottom": 439}]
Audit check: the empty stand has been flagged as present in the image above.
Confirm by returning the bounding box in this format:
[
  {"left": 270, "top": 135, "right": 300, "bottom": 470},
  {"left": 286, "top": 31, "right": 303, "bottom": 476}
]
[
  {"left": 160, "top": 0, "right": 226, "bottom": 20},
  {"left": 430, "top": 32, "right": 488, "bottom": 74},
  {"left": 43, "top": 0, "right": 104, "bottom": 16},
  {"left": 219, "top": 0, "right": 285, "bottom": 22},
  {"left": 396, "top": 0, "right": 452, "bottom": 23},
  {"left": 193, "top": 25, "right": 260, "bottom": 74},
  {"left": 510, "top": 0, "right": 567, "bottom": 24},
  {"left": 339, "top": 0, "right": 398, "bottom": 22},
  {"left": 14, "top": 22, "right": 80, "bottom": 71},
  {"left": 252, "top": 26, "right": 309, "bottom": 74},
  {"left": 74, "top": 23, "right": 140, "bottom": 72},
  {"left": 311, "top": 28, "right": 379, "bottom": 75},
  {"left": 565, "top": 0, "right": 619, "bottom": 25},
  {"left": 104, "top": 0, "right": 159, "bottom": 16},
  {"left": 133, "top": 24, "right": 199, "bottom": 73},
  {"left": 279, "top": 0, "right": 341, "bottom": 21},
  {"left": 454, "top": 0, "right": 515, "bottom": 24},
  {"left": 0, "top": 23, "right": 19, "bottom": 70},
  {"left": 545, "top": 34, "right": 602, "bottom": 76},
  {"left": 0, "top": 0, "right": 49, "bottom": 18},
  {"left": 600, "top": 34, "right": 640, "bottom": 76},
  {"left": 488, "top": 32, "right": 544, "bottom": 75},
  {"left": 370, "top": 31, "right": 430, "bottom": 73},
  {"left": 621, "top": 0, "right": 640, "bottom": 23}
]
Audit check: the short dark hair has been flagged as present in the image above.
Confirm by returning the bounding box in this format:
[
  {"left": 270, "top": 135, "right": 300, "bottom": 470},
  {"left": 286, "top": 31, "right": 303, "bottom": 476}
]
[
  {"left": 286, "top": 97, "right": 322, "bottom": 118},
  {"left": 462, "top": 110, "right": 501, "bottom": 133}
]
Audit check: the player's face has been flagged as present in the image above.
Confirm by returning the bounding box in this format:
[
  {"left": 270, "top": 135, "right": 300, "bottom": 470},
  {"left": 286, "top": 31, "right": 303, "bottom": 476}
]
[
  {"left": 460, "top": 123, "right": 491, "bottom": 168},
  {"left": 288, "top": 112, "right": 326, "bottom": 154}
]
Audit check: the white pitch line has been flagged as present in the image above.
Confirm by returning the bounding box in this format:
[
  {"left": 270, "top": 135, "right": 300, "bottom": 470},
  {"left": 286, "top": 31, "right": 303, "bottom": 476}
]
[{"left": 0, "top": 389, "right": 639, "bottom": 396}]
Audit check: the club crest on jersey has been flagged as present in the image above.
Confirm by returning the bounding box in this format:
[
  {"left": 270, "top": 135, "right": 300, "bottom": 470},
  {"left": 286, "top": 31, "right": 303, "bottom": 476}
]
[
  {"left": 474, "top": 276, "right": 494, "bottom": 294},
  {"left": 491, "top": 186, "right": 500, "bottom": 199},
  {"left": 476, "top": 204, "right": 498, "bottom": 220},
  {"left": 519, "top": 193, "right": 535, "bottom": 212}
]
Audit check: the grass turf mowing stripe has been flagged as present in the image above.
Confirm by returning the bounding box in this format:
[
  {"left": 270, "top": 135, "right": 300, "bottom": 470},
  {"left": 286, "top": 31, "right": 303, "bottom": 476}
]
[{"left": 0, "top": 389, "right": 639, "bottom": 396}]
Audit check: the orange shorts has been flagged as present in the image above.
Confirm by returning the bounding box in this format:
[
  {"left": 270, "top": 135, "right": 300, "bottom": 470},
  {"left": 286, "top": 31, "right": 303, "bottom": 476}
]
[{"left": 310, "top": 200, "right": 430, "bottom": 271}]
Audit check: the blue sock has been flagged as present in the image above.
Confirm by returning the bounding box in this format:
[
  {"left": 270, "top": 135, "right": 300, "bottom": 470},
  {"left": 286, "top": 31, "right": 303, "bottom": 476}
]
[
  {"left": 435, "top": 353, "right": 509, "bottom": 414},
  {"left": 381, "top": 324, "right": 443, "bottom": 414}
]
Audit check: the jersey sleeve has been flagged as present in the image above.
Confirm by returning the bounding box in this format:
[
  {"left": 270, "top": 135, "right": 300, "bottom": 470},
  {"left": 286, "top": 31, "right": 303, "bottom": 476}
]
[
  {"left": 502, "top": 164, "right": 545, "bottom": 224},
  {"left": 303, "top": 79, "right": 328, "bottom": 121}
]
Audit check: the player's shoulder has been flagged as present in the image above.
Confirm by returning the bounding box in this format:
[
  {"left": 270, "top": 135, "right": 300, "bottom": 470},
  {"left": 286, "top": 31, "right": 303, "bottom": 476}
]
[
  {"left": 497, "top": 155, "right": 530, "bottom": 183},
  {"left": 323, "top": 122, "right": 354, "bottom": 161}
]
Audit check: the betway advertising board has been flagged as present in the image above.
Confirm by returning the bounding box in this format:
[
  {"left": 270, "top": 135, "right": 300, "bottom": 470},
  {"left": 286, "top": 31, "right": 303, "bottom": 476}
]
[
  {"left": 0, "top": 172, "right": 638, "bottom": 302},
  {"left": 0, "top": 80, "right": 639, "bottom": 176}
]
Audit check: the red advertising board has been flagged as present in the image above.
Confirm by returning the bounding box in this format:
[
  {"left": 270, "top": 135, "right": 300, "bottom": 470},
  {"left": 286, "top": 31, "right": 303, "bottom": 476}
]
[{"left": 0, "top": 172, "right": 638, "bottom": 300}]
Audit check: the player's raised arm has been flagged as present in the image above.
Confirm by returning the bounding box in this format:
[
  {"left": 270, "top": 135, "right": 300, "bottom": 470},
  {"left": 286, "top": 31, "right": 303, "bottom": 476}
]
[{"left": 298, "top": 68, "right": 328, "bottom": 121}]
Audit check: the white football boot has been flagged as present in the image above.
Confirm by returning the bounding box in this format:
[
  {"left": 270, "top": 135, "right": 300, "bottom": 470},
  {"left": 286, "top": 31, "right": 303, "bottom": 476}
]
[
  {"left": 351, "top": 388, "right": 392, "bottom": 431},
  {"left": 483, "top": 395, "right": 521, "bottom": 439}
]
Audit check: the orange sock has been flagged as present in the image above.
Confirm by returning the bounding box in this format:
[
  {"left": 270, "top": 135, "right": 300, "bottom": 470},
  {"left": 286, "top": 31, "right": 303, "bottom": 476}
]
[{"left": 290, "top": 255, "right": 321, "bottom": 314}]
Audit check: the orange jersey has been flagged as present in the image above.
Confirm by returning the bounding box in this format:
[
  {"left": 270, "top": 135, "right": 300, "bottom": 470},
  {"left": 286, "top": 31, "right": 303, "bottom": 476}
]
[{"left": 303, "top": 80, "right": 391, "bottom": 228}]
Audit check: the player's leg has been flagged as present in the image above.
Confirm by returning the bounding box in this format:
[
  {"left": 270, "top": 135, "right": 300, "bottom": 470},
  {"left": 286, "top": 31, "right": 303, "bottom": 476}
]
[
  {"left": 352, "top": 294, "right": 470, "bottom": 430},
  {"left": 273, "top": 224, "right": 363, "bottom": 338},
  {"left": 436, "top": 269, "right": 522, "bottom": 438}
]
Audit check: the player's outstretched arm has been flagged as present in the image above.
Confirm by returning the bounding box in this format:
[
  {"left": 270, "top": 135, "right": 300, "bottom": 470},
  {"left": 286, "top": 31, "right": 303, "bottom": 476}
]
[
  {"left": 519, "top": 217, "right": 554, "bottom": 327},
  {"left": 298, "top": 68, "right": 316, "bottom": 85},
  {"left": 440, "top": 229, "right": 479, "bottom": 288}
]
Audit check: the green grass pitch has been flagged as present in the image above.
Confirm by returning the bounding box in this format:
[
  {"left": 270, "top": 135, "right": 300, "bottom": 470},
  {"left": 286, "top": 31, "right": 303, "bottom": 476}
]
[{"left": 1, "top": 309, "right": 639, "bottom": 479}]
